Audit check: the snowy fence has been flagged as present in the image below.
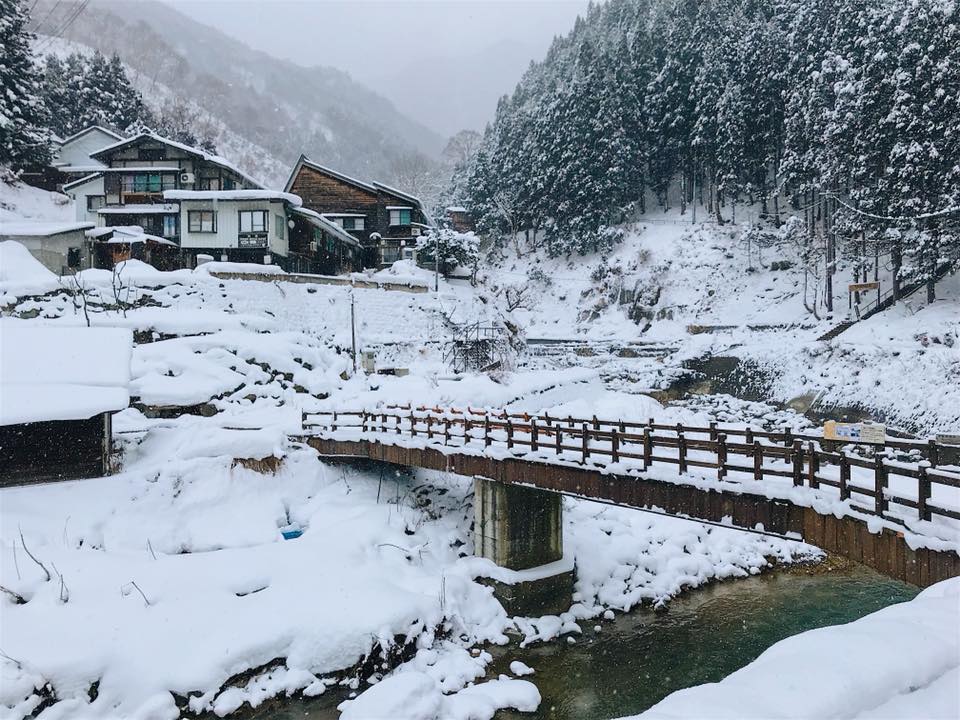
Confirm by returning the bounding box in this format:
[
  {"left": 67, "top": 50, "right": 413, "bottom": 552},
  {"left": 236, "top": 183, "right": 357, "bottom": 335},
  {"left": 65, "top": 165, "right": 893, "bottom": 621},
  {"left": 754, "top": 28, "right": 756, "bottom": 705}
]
[{"left": 303, "top": 406, "right": 960, "bottom": 534}]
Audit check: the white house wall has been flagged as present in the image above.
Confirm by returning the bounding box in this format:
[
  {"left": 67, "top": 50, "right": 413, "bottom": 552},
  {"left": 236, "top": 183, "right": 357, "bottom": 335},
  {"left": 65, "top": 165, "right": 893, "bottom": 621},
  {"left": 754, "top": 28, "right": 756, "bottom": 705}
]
[
  {"left": 67, "top": 175, "right": 105, "bottom": 224},
  {"left": 54, "top": 129, "right": 119, "bottom": 169},
  {"left": 178, "top": 199, "right": 289, "bottom": 256}
]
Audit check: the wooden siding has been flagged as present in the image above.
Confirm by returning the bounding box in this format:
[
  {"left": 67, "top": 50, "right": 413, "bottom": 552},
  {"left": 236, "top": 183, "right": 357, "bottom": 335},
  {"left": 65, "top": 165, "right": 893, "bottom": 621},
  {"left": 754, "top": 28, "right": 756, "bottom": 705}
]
[{"left": 0, "top": 414, "right": 109, "bottom": 486}]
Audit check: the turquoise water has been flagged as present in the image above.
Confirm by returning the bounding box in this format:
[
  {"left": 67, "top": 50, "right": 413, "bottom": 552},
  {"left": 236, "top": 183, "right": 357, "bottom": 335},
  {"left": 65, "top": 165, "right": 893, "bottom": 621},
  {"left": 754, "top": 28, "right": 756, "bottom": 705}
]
[{"left": 250, "top": 564, "right": 917, "bottom": 720}]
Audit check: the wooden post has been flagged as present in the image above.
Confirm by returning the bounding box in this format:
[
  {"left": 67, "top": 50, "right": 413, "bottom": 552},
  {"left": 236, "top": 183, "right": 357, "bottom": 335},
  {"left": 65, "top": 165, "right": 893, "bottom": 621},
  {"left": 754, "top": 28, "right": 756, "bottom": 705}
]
[
  {"left": 874, "top": 456, "right": 887, "bottom": 516},
  {"left": 507, "top": 419, "right": 514, "bottom": 450},
  {"left": 361, "top": 411, "right": 367, "bottom": 433},
  {"left": 644, "top": 427, "right": 653, "bottom": 468},
  {"left": 410, "top": 413, "right": 417, "bottom": 437},
  {"left": 332, "top": 411, "right": 337, "bottom": 432},
  {"left": 709, "top": 421, "right": 717, "bottom": 441},
  {"left": 792, "top": 440, "right": 803, "bottom": 487},
  {"left": 678, "top": 431, "right": 687, "bottom": 474},
  {"left": 531, "top": 419, "right": 539, "bottom": 452},
  {"left": 444, "top": 418, "right": 450, "bottom": 445},
  {"left": 484, "top": 416, "right": 491, "bottom": 447},
  {"left": 582, "top": 423, "right": 590, "bottom": 462},
  {"left": 808, "top": 441, "right": 818, "bottom": 489},
  {"left": 753, "top": 442, "right": 763, "bottom": 481},
  {"left": 784, "top": 427, "right": 792, "bottom": 448},
  {"left": 839, "top": 453, "right": 850, "bottom": 500},
  {"left": 556, "top": 426, "right": 562, "bottom": 455},
  {"left": 593, "top": 415, "right": 600, "bottom": 430},
  {"left": 464, "top": 417, "right": 472, "bottom": 443},
  {"left": 928, "top": 439, "right": 939, "bottom": 468},
  {"left": 568, "top": 415, "right": 574, "bottom": 428},
  {"left": 717, "top": 433, "right": 727, "bottom": 480},
  {"left": 745, "top": 426, "right": 754, "bottom": 445},
  {"left": 427, "top": 415, "right": 433, "bottom": 440},
  {"left": 611, "top": 429, "right": 620, "bottom": 463},
  {"left": 918, "top": 464, "right": 932, "bottom": 521}
]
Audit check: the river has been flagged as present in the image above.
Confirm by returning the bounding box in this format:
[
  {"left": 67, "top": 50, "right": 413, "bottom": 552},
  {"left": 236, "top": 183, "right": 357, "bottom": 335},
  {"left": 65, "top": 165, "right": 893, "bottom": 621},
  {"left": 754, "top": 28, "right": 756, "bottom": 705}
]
[{"left": 250, "top": 563, "right": 917, "bottom": 720}]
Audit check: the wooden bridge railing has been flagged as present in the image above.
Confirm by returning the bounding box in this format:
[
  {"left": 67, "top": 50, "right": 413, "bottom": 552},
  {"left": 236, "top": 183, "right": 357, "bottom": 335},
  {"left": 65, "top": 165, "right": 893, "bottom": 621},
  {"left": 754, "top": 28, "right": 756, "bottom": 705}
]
[{"left": 302, "top": 407, "right": 960, "bottom": 534}]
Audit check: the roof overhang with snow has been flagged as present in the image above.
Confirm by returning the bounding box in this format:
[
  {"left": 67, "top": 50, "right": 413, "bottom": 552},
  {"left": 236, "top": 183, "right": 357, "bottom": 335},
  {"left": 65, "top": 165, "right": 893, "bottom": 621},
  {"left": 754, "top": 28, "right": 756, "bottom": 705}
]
[
  {"left": 0, "top": 322, "right": 133, "bottom": 426},
  {"left": 291, "top": 207, "right": 361, "bottom": 248},
  {"left": 62, "top": 172, "right": 104, "bottom": 192},
  {"left": 60, "top": 125, "right": 126, "bottom": 147},
  {"left": 163, "top": 190, "right": 303, "bottom": 206},
  {"left": 98, "top": 204, "right": 180, "bottom": 215},
  {"left": 0, "top": 221, "right": 96, "bottom": 237}
]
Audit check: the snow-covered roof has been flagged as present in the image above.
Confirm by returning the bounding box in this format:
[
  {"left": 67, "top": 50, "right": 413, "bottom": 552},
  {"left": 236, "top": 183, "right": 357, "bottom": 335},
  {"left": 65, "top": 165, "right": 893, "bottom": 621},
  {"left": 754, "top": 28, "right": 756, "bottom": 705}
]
[
  {"left": 98, "top": 204, "right": 179, "bottom": 215},
  {"left": 85, "top": 225, "right": 176, "bottom": 245},
  {"left": 374, "top": 182, "right": 424, "bottom": 209},
  {"left": 0, "top": 321, "right": 132, "bottom": 426},
  {"left": 322, "top": 213, "right": 366, "bottom": 218},
  {"left": 62, "top": 172, "right": 103, "bottom": 191},
  {"left": 385, "top": 205, "right": 414, "bottom": 210},
  {"left": 85, "top": 225, "right": 143, "bottom": 238},
  {"left": 446, "top": 206, "right": 468, "bottom": 213},
  {"left": 94, "top": 166, "right": 182, "bottom": 173},
  {"left": 291, "top": 206, "right": 361, "bottom": 248},
  {"left": 53, "top": 163, "right": 109, "bottom": 172},
  {"left": 163, "top": 190, "right": 303, "bottom": 206},
  {"left": 0, "top": 221, "right": 95, "bottom": 237},
  {"left": 90, "top": 132, "right": 264, "bottom": 190},
  {"left": 284, "top": 155, "right": 377, "bottom": 194},
  {"left": 60, "top": 125, "right": 126, "bottom": 146}
]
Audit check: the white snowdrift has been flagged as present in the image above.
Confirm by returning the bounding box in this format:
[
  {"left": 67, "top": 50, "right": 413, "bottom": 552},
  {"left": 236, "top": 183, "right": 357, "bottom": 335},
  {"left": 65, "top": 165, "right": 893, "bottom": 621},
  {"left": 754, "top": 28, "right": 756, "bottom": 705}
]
[{"left": 628, "top": 578, "right": 960, "bottom": 720}]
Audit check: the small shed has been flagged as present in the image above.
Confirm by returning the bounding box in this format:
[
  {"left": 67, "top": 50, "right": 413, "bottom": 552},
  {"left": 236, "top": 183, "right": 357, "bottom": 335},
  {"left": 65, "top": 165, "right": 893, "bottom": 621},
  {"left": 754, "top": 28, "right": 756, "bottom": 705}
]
[
  {"left": 0, "top": 323, "right": 133, "bottom": 486},
  {"left": 0, "top": 221, "right": 96, "bottom": 273}
]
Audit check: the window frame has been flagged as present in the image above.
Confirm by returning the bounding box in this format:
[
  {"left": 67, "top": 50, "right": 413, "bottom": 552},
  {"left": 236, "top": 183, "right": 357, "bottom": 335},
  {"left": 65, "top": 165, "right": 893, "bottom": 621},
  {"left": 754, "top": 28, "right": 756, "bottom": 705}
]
[
  {"left": 188, "top": 210, "right": 217, "bottom": 233},
  {"left": 239, "top": 209, "right": 268, "bottom": 234},
  {"left": 388, "top": 208, "right": 412, "bottom": 227},
  {"left": 86, "top": 195, "right": 106, "bottom": 212}
]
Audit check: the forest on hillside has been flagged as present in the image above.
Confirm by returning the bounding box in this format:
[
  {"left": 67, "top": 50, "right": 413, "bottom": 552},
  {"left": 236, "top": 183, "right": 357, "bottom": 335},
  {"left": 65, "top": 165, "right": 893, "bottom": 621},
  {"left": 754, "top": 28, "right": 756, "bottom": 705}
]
[{"left": 456, "top": 0, "right": 960, "bottom": 302}]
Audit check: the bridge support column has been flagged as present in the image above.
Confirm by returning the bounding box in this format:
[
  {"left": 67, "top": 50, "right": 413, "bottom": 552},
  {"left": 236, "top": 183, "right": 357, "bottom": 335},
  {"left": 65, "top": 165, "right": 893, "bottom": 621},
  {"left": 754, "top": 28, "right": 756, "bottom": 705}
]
[{"left": 474, "top": 476, "right": 573, "bottom": 616}]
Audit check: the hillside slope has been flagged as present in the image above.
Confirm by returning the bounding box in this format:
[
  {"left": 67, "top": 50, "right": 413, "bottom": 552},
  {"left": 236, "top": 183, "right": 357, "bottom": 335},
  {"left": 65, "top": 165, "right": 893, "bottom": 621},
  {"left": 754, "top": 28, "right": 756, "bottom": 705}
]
[{"left": 29, "top": 0, "right": 445, "bottom": 183}]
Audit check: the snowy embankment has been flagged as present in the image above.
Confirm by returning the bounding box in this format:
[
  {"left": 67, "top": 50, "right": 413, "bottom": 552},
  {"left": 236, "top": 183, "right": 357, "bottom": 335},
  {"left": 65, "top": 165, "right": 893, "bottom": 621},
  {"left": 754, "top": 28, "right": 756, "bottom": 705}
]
[
  {"left": 626, "top": 577, "right": 960, "bottom": 720},
  {"left": 1, "top": 243, "right": 821, "bottom": 718},
  {"left": 487, "top": 210, "right": 959, "bottom": 434}
]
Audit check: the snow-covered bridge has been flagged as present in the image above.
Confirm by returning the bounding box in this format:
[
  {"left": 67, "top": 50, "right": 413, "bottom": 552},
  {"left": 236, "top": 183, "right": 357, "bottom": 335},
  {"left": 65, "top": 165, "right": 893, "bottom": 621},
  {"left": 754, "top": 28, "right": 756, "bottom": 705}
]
[{"left": 300, "top": 407, "right": 960, "bottom": 589}]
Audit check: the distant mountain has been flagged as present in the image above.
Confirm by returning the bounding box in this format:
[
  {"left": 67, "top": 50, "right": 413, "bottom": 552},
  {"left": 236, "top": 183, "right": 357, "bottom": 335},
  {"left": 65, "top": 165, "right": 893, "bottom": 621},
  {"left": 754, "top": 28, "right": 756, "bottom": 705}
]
[{"left": 28, "top": 0, "right": 446, "bottom": 187}]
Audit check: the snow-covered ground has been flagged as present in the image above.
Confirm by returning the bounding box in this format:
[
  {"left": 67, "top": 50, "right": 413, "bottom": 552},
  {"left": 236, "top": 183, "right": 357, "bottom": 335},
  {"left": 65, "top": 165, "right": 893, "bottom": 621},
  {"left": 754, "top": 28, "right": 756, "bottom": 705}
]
[{"left": 2, "top": 185, "right": 958, "bottom": 719}]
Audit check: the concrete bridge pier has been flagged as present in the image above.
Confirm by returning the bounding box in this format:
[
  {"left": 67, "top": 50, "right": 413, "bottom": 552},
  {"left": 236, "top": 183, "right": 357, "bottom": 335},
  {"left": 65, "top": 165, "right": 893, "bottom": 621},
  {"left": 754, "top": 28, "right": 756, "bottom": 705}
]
[{"left": 474, "top": 476, "right": 574, "bottom": 616}]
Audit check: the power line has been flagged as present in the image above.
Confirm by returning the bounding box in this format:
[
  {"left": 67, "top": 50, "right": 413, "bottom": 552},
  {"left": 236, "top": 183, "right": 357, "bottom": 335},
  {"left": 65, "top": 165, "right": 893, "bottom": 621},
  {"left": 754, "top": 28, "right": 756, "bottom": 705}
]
[
  {"left": 34, "top": 0, "right": 90, "bottom": 54},
  {"left": 29, "top": 0, "right": 62, "bottom": 36}
]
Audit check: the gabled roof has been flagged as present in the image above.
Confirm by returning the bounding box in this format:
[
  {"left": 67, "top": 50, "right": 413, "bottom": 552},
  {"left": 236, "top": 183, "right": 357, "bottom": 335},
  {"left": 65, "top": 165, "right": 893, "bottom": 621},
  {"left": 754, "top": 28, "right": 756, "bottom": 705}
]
[
  {"left": 284, "top": 154, "right": 377, "bottom": 195},
  {"left": 90, "top": 132, "right": 264, "bottom": 189},
  {"left": 60, "top": 125, "right": 126, "bottom": 146},
  {"left": 62, "top": 172, "right": 104, "bottom": 192},
  {"left": 291, "top": 206, "right": 361, "bottom": 248}
]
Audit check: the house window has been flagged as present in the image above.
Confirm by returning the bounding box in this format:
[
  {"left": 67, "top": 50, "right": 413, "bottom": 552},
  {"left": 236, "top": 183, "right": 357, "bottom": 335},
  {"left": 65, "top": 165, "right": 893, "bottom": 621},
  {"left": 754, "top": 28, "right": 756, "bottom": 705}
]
[
  {"left": 188, "top": 210, "right": 217, "bottom": 233},
  {"left": 162, "top": 215, "right": 179, "bottom": 238},
  {"left": 275, "top": 214, "right": 285, "bottom": 240},
  {"left": 327, "top": 235, "right": 335, "bottom": 253},
  {"left": 126, "top": 173, "right": 171, "bottom": 193},
  {"left": 342, "top": 217, "right": 364, "bottom": 231},
  {"left": 239, "top": 210, "right": 268, "bottom": 233},
  {"left": 86, "top": 195, "right": 105, "bottom": 211},
  {"left": 389, "top": 208, "right": 412, "bottom": 227}
]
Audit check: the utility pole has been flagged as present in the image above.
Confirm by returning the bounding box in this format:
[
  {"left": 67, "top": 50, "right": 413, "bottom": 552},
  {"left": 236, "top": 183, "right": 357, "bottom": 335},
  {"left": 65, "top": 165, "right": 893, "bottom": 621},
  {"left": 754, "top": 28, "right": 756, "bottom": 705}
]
[
  {"left": 434, "top": 231, "right": 440, "bottom": 293},
  {"left": 350, "top": 289, "right": 357, "bottom": 373},
  {"left": 692, "top": 172, "right": 697, "bottom": 224}
]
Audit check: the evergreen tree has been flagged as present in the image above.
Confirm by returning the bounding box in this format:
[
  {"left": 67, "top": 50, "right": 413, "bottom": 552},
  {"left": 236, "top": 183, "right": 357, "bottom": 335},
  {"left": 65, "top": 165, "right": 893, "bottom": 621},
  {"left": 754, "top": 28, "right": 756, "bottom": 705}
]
[{"left": 0, "top": 0, "right": 51, "bottom": 169}]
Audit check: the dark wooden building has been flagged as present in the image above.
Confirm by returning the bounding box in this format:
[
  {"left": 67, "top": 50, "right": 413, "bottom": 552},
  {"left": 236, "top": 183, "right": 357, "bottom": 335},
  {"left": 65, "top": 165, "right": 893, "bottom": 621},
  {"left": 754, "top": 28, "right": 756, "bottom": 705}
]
[
  {"left": 284, "top": 155, "right": 433, "bottom": 268},
  {"left": 287, "top": 206, "right": 364, "bottom": 275},
  {"left": 0, "top": 326, "right": 132, "bottom": 487}
]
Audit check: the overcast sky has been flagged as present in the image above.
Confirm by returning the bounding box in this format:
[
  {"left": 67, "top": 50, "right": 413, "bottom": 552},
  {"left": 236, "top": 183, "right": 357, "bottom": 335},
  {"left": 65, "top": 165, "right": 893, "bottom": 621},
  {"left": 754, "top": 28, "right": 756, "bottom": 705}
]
[{"left": 162, "top": 0, "right": 590, "bottom": 137}]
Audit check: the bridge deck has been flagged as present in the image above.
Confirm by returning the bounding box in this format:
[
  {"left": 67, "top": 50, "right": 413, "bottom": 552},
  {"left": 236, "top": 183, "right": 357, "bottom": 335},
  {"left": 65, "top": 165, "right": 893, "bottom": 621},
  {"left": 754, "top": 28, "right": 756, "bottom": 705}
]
[{"left": 300, "top": 407, "right": 960, "bottom": 588}]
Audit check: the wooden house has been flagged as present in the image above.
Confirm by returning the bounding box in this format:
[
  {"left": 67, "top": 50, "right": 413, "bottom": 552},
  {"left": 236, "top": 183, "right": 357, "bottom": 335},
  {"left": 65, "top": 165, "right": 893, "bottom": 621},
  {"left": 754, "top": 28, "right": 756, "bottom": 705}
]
[
  {"left": 63, "top": 132, "right": 262, "bottom": 257},
  {"left": 287, "top": 206, "right": 363, "bottom": 275},
  {"left": 284, "top": 155, "right": 433, "bottom": 268},
  {"left": 0, "top": 324, "right": 132, "bottom": 486}
]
